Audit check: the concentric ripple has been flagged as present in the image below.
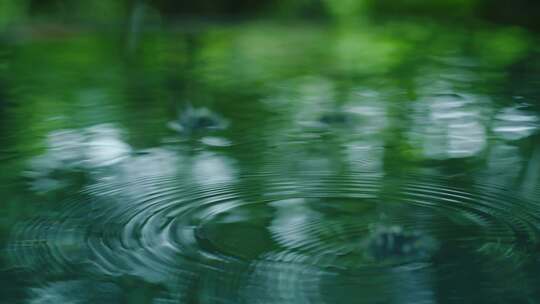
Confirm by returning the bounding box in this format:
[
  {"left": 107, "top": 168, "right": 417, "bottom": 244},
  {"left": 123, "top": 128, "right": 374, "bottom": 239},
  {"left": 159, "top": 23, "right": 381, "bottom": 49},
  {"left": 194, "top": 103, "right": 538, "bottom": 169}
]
[{"left": 7, "top": 172, "right": 540, "bottom": 302}]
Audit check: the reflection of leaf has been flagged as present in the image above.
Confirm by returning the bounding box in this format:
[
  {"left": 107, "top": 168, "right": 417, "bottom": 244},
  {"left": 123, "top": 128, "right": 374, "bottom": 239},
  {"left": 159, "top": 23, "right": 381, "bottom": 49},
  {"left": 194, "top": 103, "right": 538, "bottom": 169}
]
[
  {"left": 363, "top": 225, "right": 439, "bottom": 263},
  {"left": 476, "top": 240, "right": 528, "bottom": 265}
]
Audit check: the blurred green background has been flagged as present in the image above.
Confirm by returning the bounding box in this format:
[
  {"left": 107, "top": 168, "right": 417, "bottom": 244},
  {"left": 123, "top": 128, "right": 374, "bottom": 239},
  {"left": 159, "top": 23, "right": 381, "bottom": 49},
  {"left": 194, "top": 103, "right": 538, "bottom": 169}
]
[{"left": 1, "top": 0, "right": 539, "bottom": 29}]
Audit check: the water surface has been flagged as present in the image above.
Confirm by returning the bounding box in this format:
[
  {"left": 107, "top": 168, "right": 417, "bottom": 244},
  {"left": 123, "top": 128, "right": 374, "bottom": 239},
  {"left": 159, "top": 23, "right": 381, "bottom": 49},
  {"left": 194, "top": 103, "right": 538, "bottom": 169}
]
[{"left": 1, "top": 20, "right": 540, "bottom": 303}]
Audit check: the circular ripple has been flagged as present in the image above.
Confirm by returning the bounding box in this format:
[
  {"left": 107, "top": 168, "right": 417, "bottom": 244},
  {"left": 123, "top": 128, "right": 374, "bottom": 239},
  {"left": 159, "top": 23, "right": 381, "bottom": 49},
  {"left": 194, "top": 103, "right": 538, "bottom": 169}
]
[{"left": 7, "top": 172, "right": 540, "bottom": 302}]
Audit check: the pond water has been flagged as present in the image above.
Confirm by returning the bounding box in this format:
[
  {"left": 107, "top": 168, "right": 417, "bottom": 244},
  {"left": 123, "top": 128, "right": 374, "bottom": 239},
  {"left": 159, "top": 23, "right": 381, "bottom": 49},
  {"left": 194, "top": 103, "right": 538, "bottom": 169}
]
[{"left": 1, "top": 20, "right": 540, "bottom": 303}]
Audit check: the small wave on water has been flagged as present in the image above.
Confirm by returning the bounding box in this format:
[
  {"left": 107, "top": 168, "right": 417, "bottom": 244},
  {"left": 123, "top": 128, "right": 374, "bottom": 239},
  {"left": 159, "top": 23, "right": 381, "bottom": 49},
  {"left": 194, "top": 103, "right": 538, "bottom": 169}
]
[
  {"left": 6, "top": 165, "right": 540, "bottom": 302},
  {"left": 4, "top": 79, "right": 540, "bottom": 302},
  {"left": 3, "top": 79, "right": 540, "bottom": 302}
]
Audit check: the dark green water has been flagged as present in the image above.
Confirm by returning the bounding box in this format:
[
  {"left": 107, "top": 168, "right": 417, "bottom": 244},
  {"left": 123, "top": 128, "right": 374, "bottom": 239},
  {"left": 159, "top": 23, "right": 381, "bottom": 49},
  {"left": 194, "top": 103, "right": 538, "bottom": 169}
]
[{"left": 1, "top": 20, "right": 540, "bottom": 303}]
